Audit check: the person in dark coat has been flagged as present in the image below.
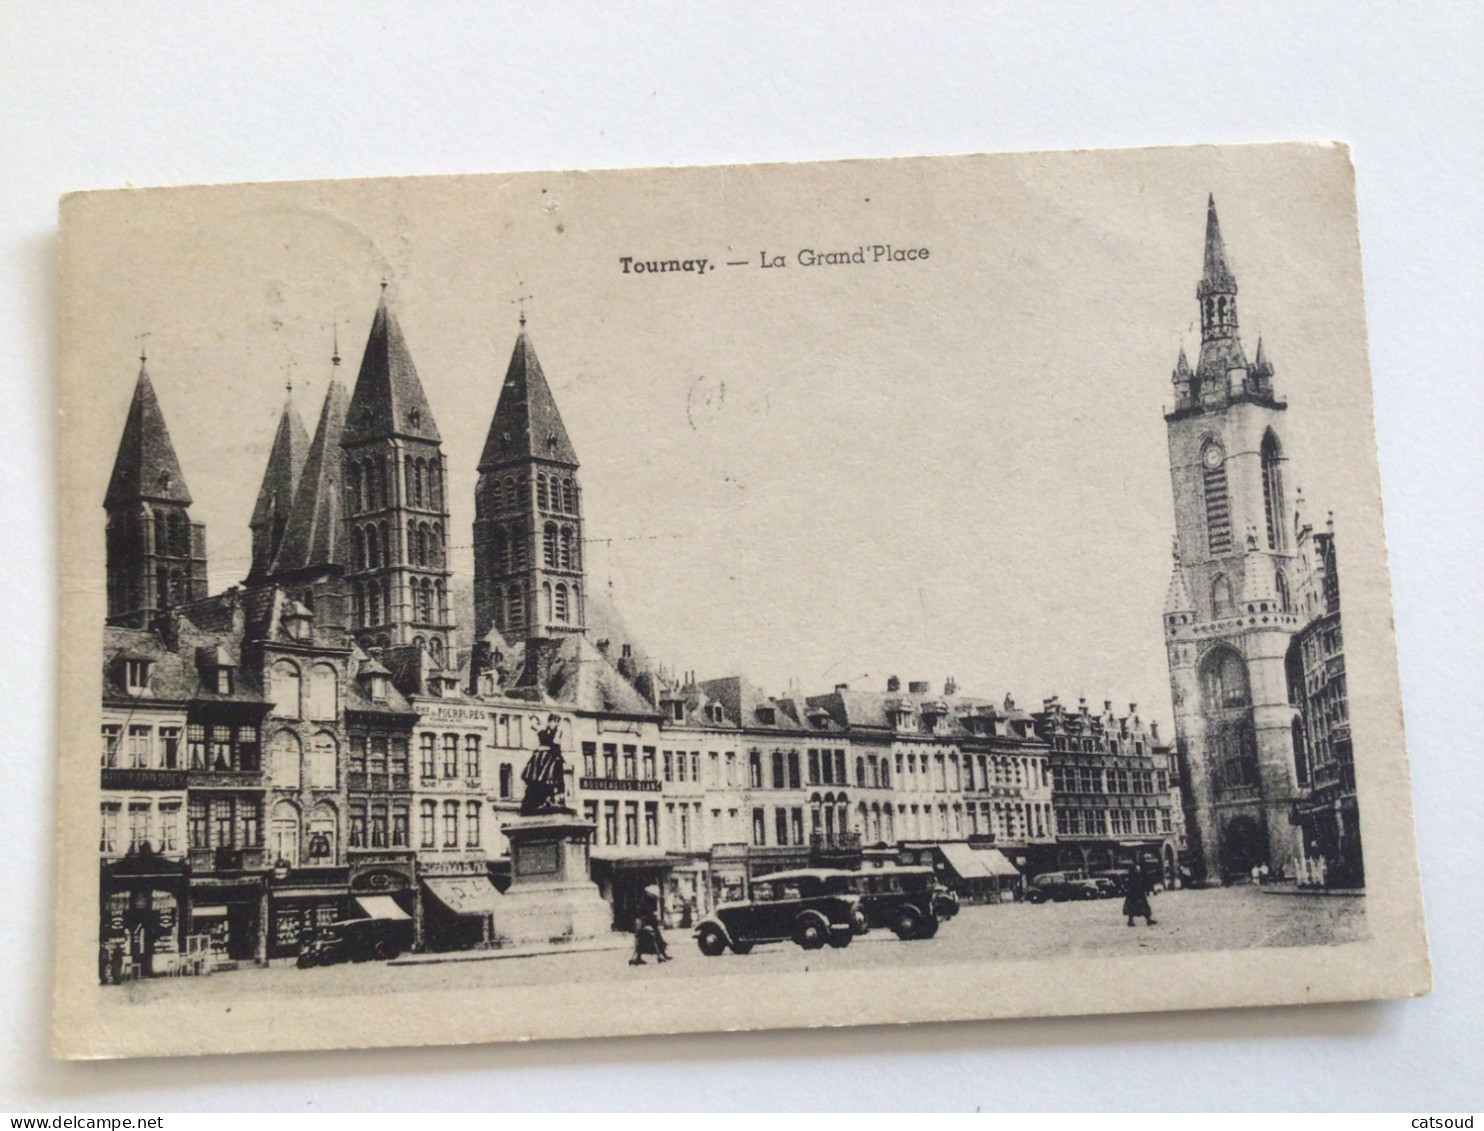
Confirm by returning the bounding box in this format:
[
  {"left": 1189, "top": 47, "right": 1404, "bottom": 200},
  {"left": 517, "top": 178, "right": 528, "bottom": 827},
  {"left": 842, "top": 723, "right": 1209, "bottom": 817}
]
[{"left": 1123, "top": 868, "right": 1158, "bottom": 927}]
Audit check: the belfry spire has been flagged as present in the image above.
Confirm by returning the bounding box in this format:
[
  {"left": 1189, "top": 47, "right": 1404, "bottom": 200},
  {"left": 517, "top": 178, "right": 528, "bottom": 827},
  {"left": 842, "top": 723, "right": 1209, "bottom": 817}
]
[
  {"left": 248, "top": 375, "right": 312, "bottom": 583},
  {"left": 1198, "top": 194, "right": 1237, "bottom": 299}
]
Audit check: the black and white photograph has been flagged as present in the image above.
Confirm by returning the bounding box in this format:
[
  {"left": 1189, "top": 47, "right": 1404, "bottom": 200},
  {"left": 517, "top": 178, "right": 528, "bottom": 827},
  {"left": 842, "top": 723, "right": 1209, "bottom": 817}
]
[{"left": 53, "top": 143, "right": 1427, "bottom": 1059}]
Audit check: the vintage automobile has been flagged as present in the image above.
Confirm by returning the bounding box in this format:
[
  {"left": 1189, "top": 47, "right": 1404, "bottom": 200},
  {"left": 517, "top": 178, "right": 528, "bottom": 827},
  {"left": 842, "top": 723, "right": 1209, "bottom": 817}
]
[
  {"left": 693, "top": 869, "right": 861, "bottom": 956},
  {"left": 1023, "top": 871, "right": 1105, "bottom": 903},
  {"left": 842, "top": 866, "right": 959, "bottom": 939},
  {"left": 294, "top": 915, "right": 413, "bottom": 967}
]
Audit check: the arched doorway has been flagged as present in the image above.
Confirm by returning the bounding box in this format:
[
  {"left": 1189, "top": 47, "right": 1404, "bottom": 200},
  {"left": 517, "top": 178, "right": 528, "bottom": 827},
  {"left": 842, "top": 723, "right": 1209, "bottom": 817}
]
[{"left": 1220, "top": 815, "right": 1267, "bottom": 881}]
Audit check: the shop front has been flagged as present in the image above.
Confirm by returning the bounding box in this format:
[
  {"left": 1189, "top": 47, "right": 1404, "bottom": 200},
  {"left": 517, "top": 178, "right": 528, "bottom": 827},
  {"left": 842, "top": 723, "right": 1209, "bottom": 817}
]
[
  {"left": 266, "top": 866, "right": 349, "bottom": 960},
  {"left": 590, "top": 855, "right": 674, "bottom": 931},
  {"left": 420, "top": 868, "right": 504, "bottom": 951},
  {"left": 188, "top": 875, "right": 269, "bottom": 968},
  {"left": 99, "top": 851, "right": 188, "bottom": 982}
]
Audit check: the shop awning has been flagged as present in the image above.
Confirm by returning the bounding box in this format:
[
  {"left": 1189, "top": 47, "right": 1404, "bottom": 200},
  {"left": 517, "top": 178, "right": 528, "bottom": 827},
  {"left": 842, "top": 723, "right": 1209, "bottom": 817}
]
[
  {"left": 938, "top": 842, "right": 998, "bottom": 881},
  {"left": 422, "top": 876, "right": 503, "bottom": 918},
  {"left": 191, "top": 905, "right": 228, "bottom": 918},
  {"left": 354, "top": 895, "right": 410, "bottom": 921},
  {"left": 979, "top": 850, "right": 1023, "bottom": 878}
]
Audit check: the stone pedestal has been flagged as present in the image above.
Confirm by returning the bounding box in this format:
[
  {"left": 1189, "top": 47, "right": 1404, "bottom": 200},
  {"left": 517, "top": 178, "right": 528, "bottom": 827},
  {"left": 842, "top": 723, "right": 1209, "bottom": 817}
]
[{"left": 496, "top": 812, "right": 612, "bottom": 945}]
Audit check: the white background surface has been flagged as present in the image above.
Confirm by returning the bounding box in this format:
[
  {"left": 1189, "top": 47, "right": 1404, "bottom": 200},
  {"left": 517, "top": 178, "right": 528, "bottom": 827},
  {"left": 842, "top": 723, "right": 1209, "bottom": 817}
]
[{"left": 2, "top": 1, "right": 1479, "bottom": 1112}]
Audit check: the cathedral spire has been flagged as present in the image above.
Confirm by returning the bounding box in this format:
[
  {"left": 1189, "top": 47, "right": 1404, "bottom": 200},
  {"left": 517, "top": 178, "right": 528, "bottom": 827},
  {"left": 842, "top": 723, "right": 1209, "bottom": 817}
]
[
  {"left": 271, "top": 377, "right": 350, "bottom": 577},
  {"left": 248, "top": 381, "right": 312, "bottom": 582},
  {"left": 479, "top": 329, "right": 578, "bottom": 471},
  {"left": 105, "top": 360, "right": 193, "bottom": 508},
  {"left": 342, "top": 292, "right": 440, "bottom": 446}
]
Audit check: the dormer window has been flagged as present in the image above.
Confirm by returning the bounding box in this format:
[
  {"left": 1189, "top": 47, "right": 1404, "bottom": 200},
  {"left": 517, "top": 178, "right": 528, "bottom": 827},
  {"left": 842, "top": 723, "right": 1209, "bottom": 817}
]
[
  {"left": 124, "top": 658, "right": 152, "bottom": 694},
  {"left": 670, "top": 700, "right": 685, "bottom": 723},
  {"left": 708, "top": 703, "right": 725, "bottom": 725},
  {"left": 369, "top": 674, "right": 389, "bottom": 701},
  {"left": 756, "top": 706, "right": 776, "bottom": 726},
  {"left": 216, "top": 668, "right": 234, "bottom": 695}
]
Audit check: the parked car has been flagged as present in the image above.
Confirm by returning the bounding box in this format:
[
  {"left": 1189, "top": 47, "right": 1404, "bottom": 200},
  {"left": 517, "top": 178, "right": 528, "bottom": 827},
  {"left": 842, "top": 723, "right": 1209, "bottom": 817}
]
[
  {"left": 295, "top": 916, "right": 413, "bottom": 967},
  {"left": 1024, "top": 871, "right": 1104, "bottom": 903},
  {"left": 1091, "top": 868, "right": 1133, "bottom": 895},
  {"left": 844, "top": 866, "right": 959, "bottom": 939},
  {"left": 693, "top": 869, "right": 861, "bottom": 956}
]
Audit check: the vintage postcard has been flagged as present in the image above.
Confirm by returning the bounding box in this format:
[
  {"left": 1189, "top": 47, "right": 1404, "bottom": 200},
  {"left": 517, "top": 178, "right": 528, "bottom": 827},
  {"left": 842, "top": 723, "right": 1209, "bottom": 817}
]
[{"left": 54, "top": 142, "right": 1429, "bottom": 1059}]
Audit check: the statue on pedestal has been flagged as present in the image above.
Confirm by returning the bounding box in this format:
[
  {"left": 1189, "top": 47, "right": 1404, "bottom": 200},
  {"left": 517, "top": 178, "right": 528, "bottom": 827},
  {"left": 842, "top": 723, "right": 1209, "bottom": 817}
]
[{"left": 519, "top": 713, "right": 569, "bottom": 816}]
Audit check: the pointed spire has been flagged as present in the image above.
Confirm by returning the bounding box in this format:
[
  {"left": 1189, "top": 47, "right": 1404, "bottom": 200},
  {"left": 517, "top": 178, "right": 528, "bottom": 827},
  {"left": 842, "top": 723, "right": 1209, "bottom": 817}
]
[
  {"left": 248, "top": 386, "right": 312, "bottom": 578},
  {"left": 1198, "top": 194, "right": 1237, "bottom": 297},
  {"left": 1253, "top": 336, "right": 1269, "bottom": 371},
  {"left": 271, "top": 378, "right": 350, "bottom": 575},
  {"left": 1174, "top": 347, "right": 1191, "bottom": 378},
  {"left": 479, "top": 329, "right": 579, "bottom": 470},
  {"left": 105, "top": 360, "right": 193, "bottom": 508},
  {"left": 342, "top": 292, "right": 441, "bottom": 447}
]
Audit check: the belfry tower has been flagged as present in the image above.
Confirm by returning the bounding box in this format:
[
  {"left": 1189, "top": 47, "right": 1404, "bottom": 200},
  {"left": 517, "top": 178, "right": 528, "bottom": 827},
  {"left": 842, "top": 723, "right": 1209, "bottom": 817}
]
[
  {"left": 1163, "top": 196, "right": 1305, "bottom": 883},
  {"left": 340, "top": 290, "right": 455, "bottom": 660},
  {"left": 473, "top": 321, "right": 586, "bottom": 646},
  {"left": 104, "top": 356, "right": 209, "bottom": 626}
]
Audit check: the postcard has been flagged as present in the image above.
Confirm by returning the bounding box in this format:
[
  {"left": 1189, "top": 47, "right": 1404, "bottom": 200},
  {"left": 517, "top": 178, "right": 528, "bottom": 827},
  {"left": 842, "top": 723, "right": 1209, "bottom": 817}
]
[{"left": 53, "top": 142, "right": 1429, "bottom": 1059}]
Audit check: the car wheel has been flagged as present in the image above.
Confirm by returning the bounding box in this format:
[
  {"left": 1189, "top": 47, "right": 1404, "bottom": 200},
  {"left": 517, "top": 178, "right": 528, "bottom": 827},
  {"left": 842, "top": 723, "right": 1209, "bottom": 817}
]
[
  {"left": 892, "top": 910, "right": 922, "bottom": 940},
  {"left": 373, "top": 940, "right": 400, "bottom": 961},
  {"left": 296, "top": 952, "right": 318, "bottom": 969},
  {"left": 1082, "top": 888, "right": 1100, "bottom": 901},
  {"left": 826, "top": 930, "right": 852, "bottom": 949},
  {"left": 792, "top": 913, "right": 828, "bottom": 950},
  {"left": 917, "top": 917, "right": 940, "bottom": 939},
  {"left": 730, "top": 941, "right": 753, "bottom": 955},
  {"left": 696, "top": 926, "right": 728, "bottom": 957},
  {"left": 1026, "top": 891, "right": 1045, "bottom": 904}
]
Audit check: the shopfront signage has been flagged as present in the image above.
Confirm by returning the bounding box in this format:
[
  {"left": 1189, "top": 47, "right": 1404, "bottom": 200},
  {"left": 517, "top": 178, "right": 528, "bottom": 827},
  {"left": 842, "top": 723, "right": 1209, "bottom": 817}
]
[{"left": 580, "top": 777, "right": 661, "bottom": 793}]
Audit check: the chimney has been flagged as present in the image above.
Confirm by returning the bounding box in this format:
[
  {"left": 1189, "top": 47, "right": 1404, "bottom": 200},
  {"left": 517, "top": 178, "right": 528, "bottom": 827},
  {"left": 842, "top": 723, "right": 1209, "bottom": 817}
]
[
  {"left": 1129, "top": 702, "right": 1138, "bottom": 716},
  {"left": 908, "top": 680, "right": 930, "bottom": 694},
  {"left": 519, "top": 636, "right": 562, "bottom": 694},
  {"left": 886, "top": 675, "right": 900, "bottom": 692},
  {"left": 595, "top": 637, "right": 610, "bottom": 656},
  {"left": 1104, "top": 699, "right": 1112, "bottom": 713},
  {"left": 469, "top": 638, "right": 493, "bottom": 695},
  {"left": 944, "top": 676, "right": 958, "bottom": 696},
  {"left": 835, "top": 682, "right": 849, "bottom": 693}
]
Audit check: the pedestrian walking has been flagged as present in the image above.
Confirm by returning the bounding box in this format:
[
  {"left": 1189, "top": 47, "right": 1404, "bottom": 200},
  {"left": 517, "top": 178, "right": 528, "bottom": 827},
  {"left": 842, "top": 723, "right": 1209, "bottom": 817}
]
[{"left": 1123, "top": 868, "right": 1157, "bottom": 927}]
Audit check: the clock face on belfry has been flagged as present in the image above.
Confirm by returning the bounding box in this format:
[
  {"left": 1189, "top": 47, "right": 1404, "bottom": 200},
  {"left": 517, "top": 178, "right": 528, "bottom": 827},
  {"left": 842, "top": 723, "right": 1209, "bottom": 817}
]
[{"left": 1203, "top": 444, "right": 1224, "bottom": 469}]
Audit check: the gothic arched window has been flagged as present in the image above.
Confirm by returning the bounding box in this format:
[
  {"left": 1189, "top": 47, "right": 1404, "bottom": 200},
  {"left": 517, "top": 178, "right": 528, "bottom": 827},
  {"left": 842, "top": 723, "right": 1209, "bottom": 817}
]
[
  {"left": 1200, "top": 647, "right": 1251, "bottom": 711},
  {"left": 491, "top": 527, "right": 507, "bottom": 576},
  {"left": 307, "top": 663, "right": 338, "bottom": 720},
  {"left": 428, "top": 460, "right": 442, "bottom": 509},
  {"left": 542, "top": 581, "right": 553, "bottom": 623},
  {"left": 1201, "top": 439, "right": 1232, "bottom": 555},
  {"left": 271, "top": 660, "right": 302, "bottom": 720},
  {"left": 503, "top": 476, "right": 516, "bottom": 510},
  {"left": 365, "top": 525, "right": 380, "bottom": 570},
  {"left": 570, "top": 583, "right": 581, "bottom": 625},
  {"left": 1275, "top": 567, "right": 1291, "bottom": 612},
  {"left": 543, "top": 523, "right": 558, "bottom": 567},
  {"left": 559, "top": 526, "right": 572, "bottom": 569},
  {"left": 562, "top": 478, "right": 575, "bottom": 513},
  {"left": 432, "top": 523, "right": 443, "bottom": 567},
  {"left": 536, "top": 474, "right": 548, "bottom": 511},
  {"left": 435, "top": 579, "right": 447, "bottom": 621},
  {"left": 352, "top": 582, "right": 365, "bottom": 627},
  {"left": 1210, "top": 573, "right": 1234, "bottom": 619},
  {"left": 1262, "top": 429, "right": 1286, "bottom": 551},
  {"left": 368, "top": 583, "right": 382, "bottom": 626},
  {"left": 270, "top": 731, "right": 302, "bottom": 790},
  {"left": 416, "top": 523, "right": 429, "bottom": 567},
  {"left": 352, "top": 527, "right": 366, "bottom": 572},
  {"left": 347, "top": 464, "right": 363, "bottom": 513},
  {"left": 554, "top": 583, "right": 569, "bottom": 623},
  {"left": 507, "top": 583, "right": 523, "bottom": 629}
]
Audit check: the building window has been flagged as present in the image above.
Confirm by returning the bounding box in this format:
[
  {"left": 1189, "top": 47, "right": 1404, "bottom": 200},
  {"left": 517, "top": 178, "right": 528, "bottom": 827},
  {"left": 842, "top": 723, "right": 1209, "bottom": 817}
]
[
  {"left": 499, "top": 763, "right": 513, "bottom": 799},
  {"left": 748, "top": 751, "right": 762, "bottom": 788},
  {"left": 679, "top": 806, "right": 691, "bottom": 848},
  {"left": 787, "top": 750, "right": 801, "bottom": 789},
  {"left": 464, "top": 735, "right": 481, "bottom": 780},
  {"left": 642, "top": 747, "right": 657, "bottom": 780},
  {"left": 101, "top": 724, "right": 121, "bottom": 768},
  {"left": 807, "top": 749, "right": 820, "bottom": 785},
  {"left": 603, "top": 802, "right": 618, "bottom": 846},
  {"left": 420, "top": 801, "right": 436, "bottom": 848},
  {"left": 442, "top": 734, "right": 459, "bottom": 778},
  {"left": 100, "top": 804, "right": 120, "bottom": 853},
  {"left": 1262, "top": 430, "right": 1286, "bottom": 551},
  {"left": 466, "top": 802, "right": 481, "bottom": 847},
  {"left": 770, "top": 750, "right": 785, "bottom": 789},
  {"left": 644, "top": 802, "right": 659, "bottom": 846},
  {"left": 752, "top": 808, "right": 766, "bottom": 846},
  {"left": 124, "top": 658, "right": 151, "bottom": 692},
  {"left": 583, "top": 799, "right": 599, "bottom": 827},
  {"left": 603, "top": 744, "right": 618, "bottom": 778},
  {"left": 582, "top": 742, "right": 597, "bottom": 778},
  {"left": 420, "top": 734, "right": 436, "bottom": 779},
  {"left": 624, "top": 802, "right": 639, "bottom": 846},
  {"left": 157, "top": 802, "right": 180, "bottom": 852},
  {"left": 370, "top": 804, "right": 388, "bottom": 848},
  {"left": 442, "top": 801, "right": 459, "bottom": 847},
  {"left": 188, "top": 799, "right": 208, "bottom": 849},
  {"left": 622, "top": 745, "right": 637, "bottom": 780}
]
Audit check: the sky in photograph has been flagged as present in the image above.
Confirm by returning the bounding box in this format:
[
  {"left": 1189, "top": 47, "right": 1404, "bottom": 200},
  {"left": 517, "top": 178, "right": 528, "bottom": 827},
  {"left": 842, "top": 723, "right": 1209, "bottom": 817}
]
[{"left": 63, "top": 144, "right": 1377, "bottom": 729}]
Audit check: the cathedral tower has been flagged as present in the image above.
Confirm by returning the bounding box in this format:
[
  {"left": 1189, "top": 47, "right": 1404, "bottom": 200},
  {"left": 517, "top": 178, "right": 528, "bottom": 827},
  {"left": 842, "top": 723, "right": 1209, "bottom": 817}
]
[
  {"left": 340, "top": 290, "right": 454, "bottom": 660},
  {"left": 473, "top": 323, "right": 586, "bottom": 646},
  {"left": 1163, "top": 197, "right": 1305, "bottom": 883},
  {"left": 104, "top": 357, "right": 208, "bottom": 626},
  {"left": 247, "top": 382, "right": 310, "bottom": 584}
]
